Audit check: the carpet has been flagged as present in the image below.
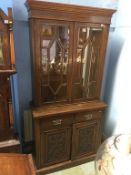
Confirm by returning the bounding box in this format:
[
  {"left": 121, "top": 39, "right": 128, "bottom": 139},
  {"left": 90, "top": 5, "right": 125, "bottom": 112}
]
[{"left": 47, "top": 161, "right": 95, "bottom": 175}]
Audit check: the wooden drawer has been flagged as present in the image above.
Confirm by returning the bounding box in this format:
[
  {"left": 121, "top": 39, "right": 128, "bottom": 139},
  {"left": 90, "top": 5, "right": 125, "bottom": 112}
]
[
  {"left": 40, "top": 115, "right": 73, "bottom": 131},
  {"left": 74, "top": 110, "right": 103, "bottom": 123}
]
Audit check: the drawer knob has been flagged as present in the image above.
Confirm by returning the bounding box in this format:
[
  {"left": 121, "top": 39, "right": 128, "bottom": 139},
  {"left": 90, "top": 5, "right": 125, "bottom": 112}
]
[
  {"left": 52, "top": 119, "right": 62, "bottom": 125},
  {"left": 84, "top": 114, "right": 92, "bottom": 120}
]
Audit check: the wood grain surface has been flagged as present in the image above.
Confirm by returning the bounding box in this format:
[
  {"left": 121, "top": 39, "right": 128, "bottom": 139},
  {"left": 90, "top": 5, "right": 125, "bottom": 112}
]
[{"left": 0, "top": 153, "right": 36, "bottom": 175}]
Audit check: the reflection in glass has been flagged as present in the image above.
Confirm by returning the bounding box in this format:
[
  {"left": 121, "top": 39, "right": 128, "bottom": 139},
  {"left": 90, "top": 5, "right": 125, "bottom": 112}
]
[
  {"left": 41, "top": 24, "right": 70, "bottom": 103},
  {"left": 73, "top": 26, "right": 102, "bottom": 100},
  {"left": 0, "top": 35, "right": 4, "bottom": 65}
]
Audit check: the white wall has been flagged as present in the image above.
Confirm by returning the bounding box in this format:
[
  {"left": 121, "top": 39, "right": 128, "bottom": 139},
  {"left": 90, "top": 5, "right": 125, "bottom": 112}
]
[
  {"left": 103, "top": 0, "right": 131, "bottom": 137},
  {"left": 42, "top": 0, "right": 118, "bottom": 8}
]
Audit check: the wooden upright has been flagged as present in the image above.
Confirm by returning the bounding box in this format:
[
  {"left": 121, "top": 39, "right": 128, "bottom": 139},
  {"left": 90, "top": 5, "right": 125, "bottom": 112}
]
[
  {"left": 26, "top": 0, "right": 116, "bottom": 174},
  {"left": 0, "top": 8, "right": 20, "bottom": 152}
]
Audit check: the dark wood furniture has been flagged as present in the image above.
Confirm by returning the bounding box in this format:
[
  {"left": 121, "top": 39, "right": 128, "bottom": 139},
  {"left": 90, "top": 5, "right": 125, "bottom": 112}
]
[
  {"left": 33, "top": 101, "right": 107, "bottom": 174},
  {"left": 0, "top": 8, "right": 20, "bottom": 151},
  {"left": 0, "top": 153, "right": 36, "bottom": 175},
  {"left": 26, "top": 0, "right": 115, "bottom": 174},
  {"left": 0, "top": 139, "right": 20, "bottom": 153}
]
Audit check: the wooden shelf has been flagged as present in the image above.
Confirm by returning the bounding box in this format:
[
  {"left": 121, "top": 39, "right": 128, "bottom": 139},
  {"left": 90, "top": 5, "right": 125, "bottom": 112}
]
[
  {"left": 0, "top": 69, "right": 16, "bottom": 75},
  {"left": 0, "top": 139, "right": 21, "bottom": 153},
  {"left": 32, "top": 101, "right": 107, "bottom": 118},
  {"left": 0, "top": 139, "right": 20, "bottom": 148}
]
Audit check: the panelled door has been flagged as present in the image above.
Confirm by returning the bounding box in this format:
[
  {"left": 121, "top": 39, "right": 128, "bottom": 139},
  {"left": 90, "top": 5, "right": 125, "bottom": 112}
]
[
  {"left": 40, "top": 127, "right": 71, "bottom": 167},
  {"left": 71, "top": 119, "right": 101, "bottom": 160}
]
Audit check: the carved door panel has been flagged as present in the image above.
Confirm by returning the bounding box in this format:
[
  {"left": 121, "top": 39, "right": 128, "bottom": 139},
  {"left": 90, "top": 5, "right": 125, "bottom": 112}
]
[
  {"left": 40, "top": 127, "right": 71, "bottom": 167},
  {"left": 72, "top": 119, "right": 101, "bottom": 160}
]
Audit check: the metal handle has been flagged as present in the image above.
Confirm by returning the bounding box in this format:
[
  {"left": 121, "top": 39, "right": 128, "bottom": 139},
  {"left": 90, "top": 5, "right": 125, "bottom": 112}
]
[
  {"left": 52, "top": 119, "right": 62, "bottom": 125},
  {"left": 84, "top": 114, "right": 92, "bottom": 120},
  {"left": 99, "top": 110, "right": 103, "bottom": 113}
]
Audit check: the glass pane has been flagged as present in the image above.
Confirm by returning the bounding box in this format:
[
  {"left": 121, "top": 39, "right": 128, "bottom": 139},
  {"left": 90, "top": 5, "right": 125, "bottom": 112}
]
[
  {"left": 0, "top": 34, "right": 4, "bottom": 65},
  {"left": 73, "top": 26, "right": 102, "bottom": 100},
  {"left": 41, "top": 24, "right": 70, "bottom": 103}
]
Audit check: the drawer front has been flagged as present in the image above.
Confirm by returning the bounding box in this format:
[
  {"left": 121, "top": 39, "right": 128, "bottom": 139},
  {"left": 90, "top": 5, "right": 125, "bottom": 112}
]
[
  {"left": 74, "top": 110, "right": 103, "bottom": 123},
  {"left": 40, "top": 115, "right": 73, "bottom": 131}
]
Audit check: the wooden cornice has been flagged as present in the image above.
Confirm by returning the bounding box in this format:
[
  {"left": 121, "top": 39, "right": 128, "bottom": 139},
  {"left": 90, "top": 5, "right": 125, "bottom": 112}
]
[
  {"left": 26, "top": 0, "right": 116, "bottom": 16},
  {"left": 25, "top": 0, "right": 116, "bottom": 24}
]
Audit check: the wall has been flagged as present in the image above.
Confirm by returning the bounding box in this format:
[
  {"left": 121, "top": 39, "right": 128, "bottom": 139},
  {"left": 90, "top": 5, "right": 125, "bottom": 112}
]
[
  {"left": 0, "top": 0, "right": 118, "bottom": 148},
  {"left": 0, "top": 0, "right": 12, "bottom": 14},
  {"left": 12, "top": 21, "right": 32, "bottom": 141},
  {"left": 103, "top": 0, "right": 131, "bottom": 137}
]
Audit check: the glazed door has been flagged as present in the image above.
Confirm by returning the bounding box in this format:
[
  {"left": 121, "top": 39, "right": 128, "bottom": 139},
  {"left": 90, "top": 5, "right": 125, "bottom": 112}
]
[
  {"left": 72, "top": 119, "right": 101, "bottom": 160},
  {"left": 71, "top": 23, "right": 108, "bottom": 101},
  {"left": 33, "top": 20, "right": 73, "bottom": 105},
  {"left": 40, "top": 127, "right": 71, "bottom": 167}
]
